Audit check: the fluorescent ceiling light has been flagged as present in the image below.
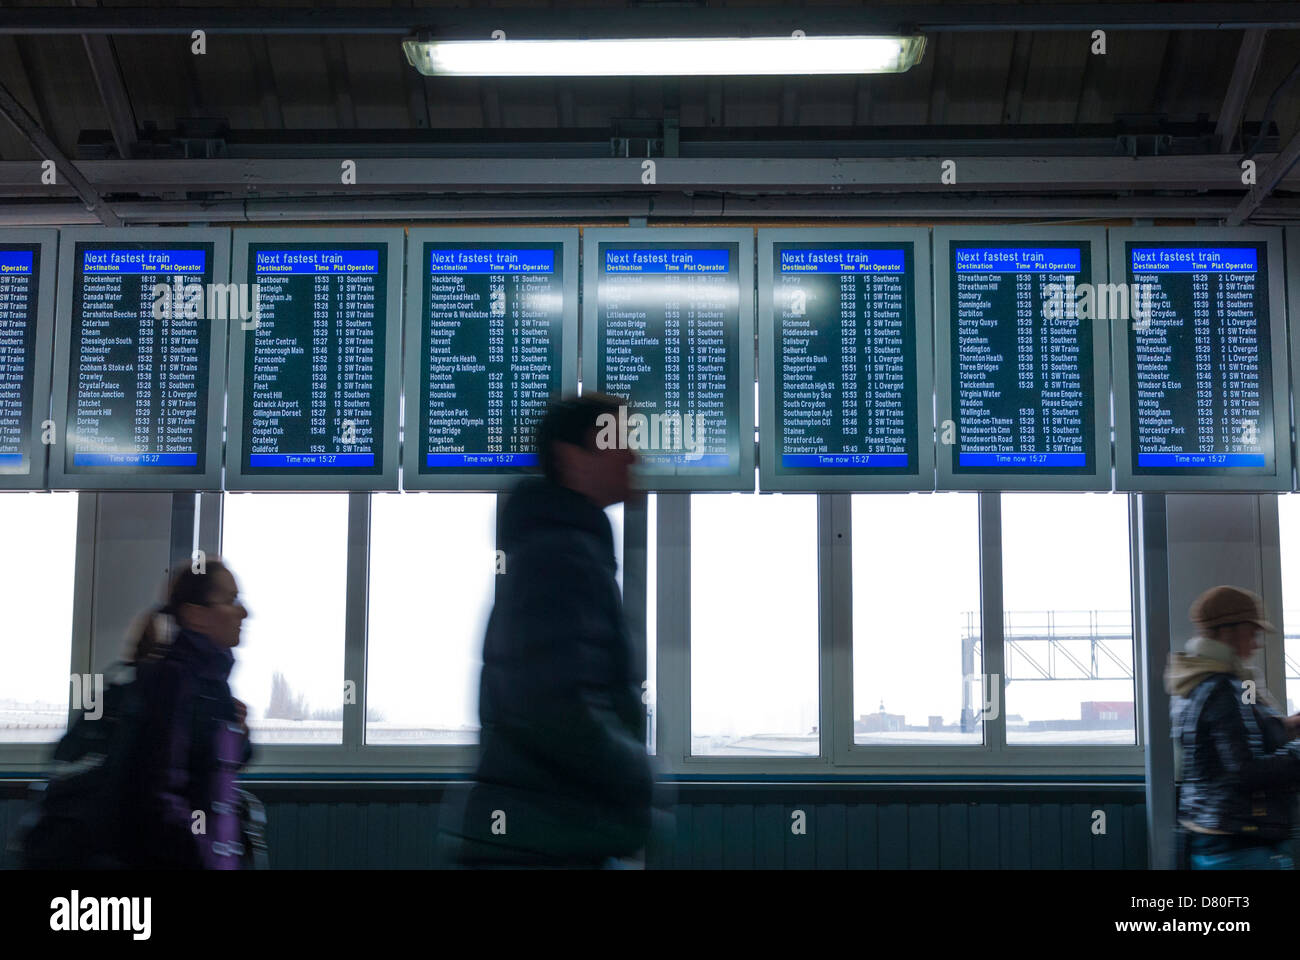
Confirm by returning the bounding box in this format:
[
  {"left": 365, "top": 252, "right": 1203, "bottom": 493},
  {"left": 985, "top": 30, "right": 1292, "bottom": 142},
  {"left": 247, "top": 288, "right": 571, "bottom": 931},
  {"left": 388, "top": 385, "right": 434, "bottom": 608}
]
[{"left": 403, "top": 35, "right": 926, "bottom": 77}]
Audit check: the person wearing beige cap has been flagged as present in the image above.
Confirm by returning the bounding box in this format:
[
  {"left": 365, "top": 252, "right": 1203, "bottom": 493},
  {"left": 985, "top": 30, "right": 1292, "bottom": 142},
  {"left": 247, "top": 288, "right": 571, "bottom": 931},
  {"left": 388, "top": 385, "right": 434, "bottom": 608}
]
[{"left": 1165, "top": 585, "right": 1300, "bottom": 869}]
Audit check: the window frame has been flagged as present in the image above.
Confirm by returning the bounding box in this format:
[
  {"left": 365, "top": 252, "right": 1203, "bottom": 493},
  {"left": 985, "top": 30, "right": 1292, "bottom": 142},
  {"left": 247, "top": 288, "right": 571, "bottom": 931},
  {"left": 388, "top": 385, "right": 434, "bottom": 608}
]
[
  {"left": 659, "top": 491, "right": 1146, "bottom": 780},
  {"left": 0, "top": 491, "right": 88, "bottom": 768},
  {"left": 0, "top": 487, "right": 1148, "bottom": 778},
  {"left": 1259, "top": 493, "right": 1290, "bottom": 708}
]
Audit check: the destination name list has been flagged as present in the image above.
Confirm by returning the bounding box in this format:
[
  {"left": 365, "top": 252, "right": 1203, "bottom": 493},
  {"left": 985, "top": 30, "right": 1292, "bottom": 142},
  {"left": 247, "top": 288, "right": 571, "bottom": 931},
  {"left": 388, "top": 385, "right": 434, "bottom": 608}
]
[
  {"left": 248, "top": 248, "right": 384, "bottom": 469},
  {"left": 69, "top": 247, "right": 208, "bottom": 469},
  {"left": 1130, "top": 245, "right": 1269, "bottom": 470},
  {"left": 776, "top": 247, "right": 912, "bottom": 469},
  {"left": 0, "top": 250, "right": 37, "bottom": 472},
  {"left": 423, "top": 247, "right": 563, "bottom": 469},
  {"left": 598, "top": 247, "right": 735, "bottom": 468},
  {"left": 952, "top": 246, "right": 1091, "bottom": 469}
]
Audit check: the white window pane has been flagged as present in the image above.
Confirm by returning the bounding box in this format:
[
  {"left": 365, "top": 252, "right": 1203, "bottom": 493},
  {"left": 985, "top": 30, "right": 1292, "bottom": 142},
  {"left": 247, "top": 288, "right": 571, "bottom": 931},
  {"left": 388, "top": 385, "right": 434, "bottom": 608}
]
[
  {"left": 0, "top": 492, "right": 78, "bottom": 743},
  {"left": 691, "top": 492, "right": 818, "bottom": 756},
  {"left": 606, "top": 495, "right": 657, "bottom": 753},
  {"left": 223, "top": 493, "right": 348, "bottom": 745},
  {"left": 367, "top": 493, "right": 496, "bottom": 744},
  {"left": 607, "top": 501, "right": 624, "bottom": 594},
  {"left": 1001, "top": 493, "right": 1135, "bottom": 745},
  {"left": 1278, "top": 494, "right": 1300, "bottom": 711},
  {"left": 852, "top": 493, "right": 982, "bottom": 745}
]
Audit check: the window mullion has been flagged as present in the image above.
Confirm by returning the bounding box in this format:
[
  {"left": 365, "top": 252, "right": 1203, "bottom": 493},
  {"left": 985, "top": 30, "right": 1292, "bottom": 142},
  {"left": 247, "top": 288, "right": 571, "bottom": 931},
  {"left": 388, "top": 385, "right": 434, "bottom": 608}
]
[
  {"left": 657, "top": 492, "right": 690, "bottom": 775},
  {"left": 823, "top": 492, "right": 853, "bottom": 768},
  {"left": 343, "top": 491, "right": 371, "bottom": 752},
  {"left": 979, "top": 491, "right": 1007, "bottom": 755},
  {"left": 1258, "top": 492, "right": 1286, "bottom": 703}
]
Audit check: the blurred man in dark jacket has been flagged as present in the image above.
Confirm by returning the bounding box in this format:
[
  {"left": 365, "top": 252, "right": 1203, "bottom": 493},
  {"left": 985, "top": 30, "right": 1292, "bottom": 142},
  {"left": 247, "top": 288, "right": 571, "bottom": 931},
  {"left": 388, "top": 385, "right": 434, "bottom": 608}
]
[
  {"left": 1165, "top": 585, "right": 1300, "bottom": 869},
  {"left": 455, "top": 393, "right": 653, "bottom": 867}
]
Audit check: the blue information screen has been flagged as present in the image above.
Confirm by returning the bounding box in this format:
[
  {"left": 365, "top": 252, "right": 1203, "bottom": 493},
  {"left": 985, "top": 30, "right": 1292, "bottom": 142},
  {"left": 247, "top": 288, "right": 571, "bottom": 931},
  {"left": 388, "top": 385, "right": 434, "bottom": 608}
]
[
  {"left": 417, "top": 243, "right": 565, "bottom": 472},
  {"left": 1125, "top": 242, "right": 1273, "bottom": 475},
  {"left": 64, "top": 243, "right": 213, "bottom": 474},
  {"left": 0, "top": 247, "right": 42, "bottom": 475},
  {"left": 948, "top": 243, "right": 1096, "bottom": 474},
  {"left": 594, "top": 243, "right": 741, "bottom": 472},
  {"left": 770, "top": 244, "right": 917, "bottom": 475},
  {"left": 242, "top": 244, "right": 388, "bottom": 474}
]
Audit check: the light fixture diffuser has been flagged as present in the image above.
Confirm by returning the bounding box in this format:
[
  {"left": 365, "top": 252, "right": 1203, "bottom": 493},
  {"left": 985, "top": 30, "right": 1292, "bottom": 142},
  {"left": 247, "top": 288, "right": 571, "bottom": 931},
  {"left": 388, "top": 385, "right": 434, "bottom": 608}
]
[{"left": 403, "top": 34, "right": 926, "bottom": 77}]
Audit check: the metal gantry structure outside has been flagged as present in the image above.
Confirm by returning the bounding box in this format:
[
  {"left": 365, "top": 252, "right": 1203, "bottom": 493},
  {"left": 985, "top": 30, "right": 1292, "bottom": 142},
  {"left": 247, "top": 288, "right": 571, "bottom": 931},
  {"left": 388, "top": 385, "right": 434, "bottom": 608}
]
[{"left": 960, "top": 609, "right": 1137, "bottom": 731}]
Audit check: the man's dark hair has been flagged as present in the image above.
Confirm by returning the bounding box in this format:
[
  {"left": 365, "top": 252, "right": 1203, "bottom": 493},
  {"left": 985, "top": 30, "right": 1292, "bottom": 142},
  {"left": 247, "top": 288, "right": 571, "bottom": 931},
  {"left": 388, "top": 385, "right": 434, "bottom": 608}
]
[{"left": 535, "top": 393, "right": 623, "bottom": 484}]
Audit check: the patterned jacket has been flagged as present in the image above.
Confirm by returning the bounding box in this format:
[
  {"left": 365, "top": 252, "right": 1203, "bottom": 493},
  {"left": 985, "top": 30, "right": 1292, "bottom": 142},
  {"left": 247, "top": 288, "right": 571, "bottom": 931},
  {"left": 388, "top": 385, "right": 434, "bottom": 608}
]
[{"left": 1167, "top": 636, "right": 1300, "bottom": 840}]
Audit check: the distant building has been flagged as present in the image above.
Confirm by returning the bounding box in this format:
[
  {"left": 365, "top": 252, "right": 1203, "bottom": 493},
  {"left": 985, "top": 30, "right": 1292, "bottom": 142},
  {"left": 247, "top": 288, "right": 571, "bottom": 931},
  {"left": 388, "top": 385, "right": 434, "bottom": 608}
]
[
  {"left": 856, "top": 701, "right": 905, "bottom": 734},
  {"left": 1081, "top": 701, "right": 1134, "bottom": 727},
  {"left": 1022, "top": 701, "right": 1135, "bottom": 733}
]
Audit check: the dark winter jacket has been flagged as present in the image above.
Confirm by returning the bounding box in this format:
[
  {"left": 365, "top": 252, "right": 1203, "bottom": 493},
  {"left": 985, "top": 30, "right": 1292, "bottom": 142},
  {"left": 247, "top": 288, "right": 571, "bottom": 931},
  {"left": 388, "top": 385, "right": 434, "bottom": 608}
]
[
  {"left": 120, "top": 628, "right": 252, "bottom": 868},
  {"left": 1166, "top": 635, "right": 1300, "bottom": 841},
  {"left": 457, "top": 478, "right": 653, "bottom": 866}
]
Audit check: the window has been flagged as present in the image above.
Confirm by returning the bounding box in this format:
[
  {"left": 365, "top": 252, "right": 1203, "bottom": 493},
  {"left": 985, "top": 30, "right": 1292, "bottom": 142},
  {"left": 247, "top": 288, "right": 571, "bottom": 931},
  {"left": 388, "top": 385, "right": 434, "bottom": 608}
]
[
  {"left": 852, "top": 492, "right": 982, "bottom": 745},
  {"left": 690, "top": 491, "right": 818, "bottom": 756},
  {"left": 222, "top": 493, "right": 349, "bottom": 745},
  {"left": 1277, "top": 495, "right": 1300, "bottom": 712},
  {"left": 366, "top": 493, "right": 496, "bottom": 744},
  {"left": 1000, "top": 493, "right": 1135, "bottom": 745},
  {"left": 607, "top": 494, "right": 657, "bottom": 753},
  {"left": 0, "top": 492, "right": 78, "bottom": 743}
]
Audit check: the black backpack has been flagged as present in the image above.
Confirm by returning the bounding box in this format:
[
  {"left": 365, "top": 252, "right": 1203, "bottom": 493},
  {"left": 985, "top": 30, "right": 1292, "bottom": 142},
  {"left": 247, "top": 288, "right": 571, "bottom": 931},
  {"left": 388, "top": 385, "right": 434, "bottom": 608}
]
[
  {"left": 8, "top": 660, "right": 269, "bottom": 870},
  {"left": 8, "top": 662, "right": 144, "bottom": 869}
]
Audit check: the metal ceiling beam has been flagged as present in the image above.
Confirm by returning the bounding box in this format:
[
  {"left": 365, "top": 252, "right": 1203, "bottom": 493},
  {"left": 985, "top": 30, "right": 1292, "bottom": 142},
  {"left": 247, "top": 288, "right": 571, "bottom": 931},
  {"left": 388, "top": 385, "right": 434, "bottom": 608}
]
[
  {"left": 0, "top": 4, "right": 1297, "bottom": 35},
  {"left": 1071, "top": 37, "right": 1100, "bottom": 124},
  {"left": 72, "top": 122, "right": 1242, "bottom": 160},
  {"left": 1214, "top": 28, "right": 1268, "bottom": 152},
  {"left": 780, "top": 81, "right": 798, "bottom": 128},
  {"left": 322, "top": 36, "right": 356, "bottom": 129},
  {"left": 0, "top": 154, "right": 1287, "bottom": 195},
  {"left": 0, "top": 79, "right": 120, "bottom": 224},
  {"left": 397, "top": 0, "right": 430, "bottom": 130},
  {"left": 480, "top": 83, "right": 501, "bottom": 129},
  {"left": 1149, "top": 31, "right": 1187, "bottom": 116},
  {"left": 250, "top": 36, "right": 284, "bottom": 129},
  {"left": 1002, "top": 32, "right": 1032, "bottom": 125},
  {"left": 3, "top": 36, "right": 53, "bottom": 134},
  {"left": 74, "top": 0, "right": 139, "bottom": 159},
  {"left": 556, "top": 85, "right": 575, "bottom": 129},
  {"left": 852, "top": 75, "right": 872, "bottom": 126},
  {"left": 80, "top": 37, "right": 138, "bottom": 157},
  {"left": 1227, "top": 126, "right": 1300, "bottom": 224},
  {"left": 3, "top": 193, "right": 1298, "bottom": 226},
  {"left": 926, "top": 33, "right": 949, "bottom": 125}
]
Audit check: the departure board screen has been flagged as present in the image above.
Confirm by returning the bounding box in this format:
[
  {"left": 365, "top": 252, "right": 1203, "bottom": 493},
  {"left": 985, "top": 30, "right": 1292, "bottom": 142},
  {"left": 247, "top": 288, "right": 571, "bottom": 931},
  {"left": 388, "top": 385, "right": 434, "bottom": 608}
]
[
  {"left": 61, "top": 241, "right": 215, "bottom": 478},
  {"left": 238, "top": 242, "right": 389, "bottom": 478},
  {"left": 768, "top": 242, "right": 918, "bottom": 477},
  {"left": 1125, "top": 241, "right": 1274, "bottom": 477},
  {"left": 0, "top": 243, "right": 46, "bottom": 481},
  {"left": 414, "top": 242, "right": 565, "bottom": 475},
  {"left": 947, "top": 243, "right": 1097, "bottom": 475},
  {"left": 587, "top": 236, "right": 747, "bottom": 486}
]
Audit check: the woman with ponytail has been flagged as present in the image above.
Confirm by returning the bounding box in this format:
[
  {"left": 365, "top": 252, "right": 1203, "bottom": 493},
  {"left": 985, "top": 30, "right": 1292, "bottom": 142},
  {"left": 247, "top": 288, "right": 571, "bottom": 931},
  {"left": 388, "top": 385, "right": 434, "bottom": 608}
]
[{"left": 118, "top": 557, "right": 253, "bottom": 869}]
